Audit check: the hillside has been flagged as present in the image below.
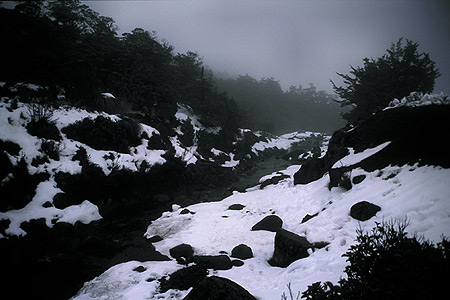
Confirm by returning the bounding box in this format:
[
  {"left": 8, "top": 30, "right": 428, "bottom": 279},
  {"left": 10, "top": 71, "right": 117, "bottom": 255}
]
[
  {"left": 0, "top": 89, "right": 327, "bottom": 299},
  {"left": 70, "top": 93, "right": 450, "bottom": 300}
]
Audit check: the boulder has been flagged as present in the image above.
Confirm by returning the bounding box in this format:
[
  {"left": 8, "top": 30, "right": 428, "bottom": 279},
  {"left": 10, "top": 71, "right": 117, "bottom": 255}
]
[
  {"left": 293, "top": 158, "right": 326, "bottom": 185},
  {"left": 251, "top": 215, "right": 283, "bottom": 232},
  {"left": 159, "top": 264, "right": 208, "bottom": 292},
  {"left": 170, "top": 244, "right": 194, "bottom": 264},
  {"left": 227, "top": 204, "right": 245, "bottom": 211},
  {"left": 183, "top": 276, "right": 257, "bottom": 300},
  {"left": 350, "top": 201, "right": 381, "bottom": 221},
  {"left": 301, "top": 212, "right": 318, "bottom": 224},
  {"left": 352, "top": 174, "right": 366, "bottom": 184},
  {"left": 268, "top": 229, "right": 312, "bottom": 268},
  {"left": 231, "top": 244, "right": 253, "bottom": 260},
  {"left": 260, "top": 174, "right": 290, "bottom": 189},
  {"left": 193, "top": 255, "right": 232, "bottom": 270}
]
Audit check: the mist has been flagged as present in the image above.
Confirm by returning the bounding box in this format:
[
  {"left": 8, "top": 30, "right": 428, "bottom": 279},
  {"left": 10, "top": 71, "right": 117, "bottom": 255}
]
[{"left": 85, "top": 0, "right": 450, "bottom": 94}]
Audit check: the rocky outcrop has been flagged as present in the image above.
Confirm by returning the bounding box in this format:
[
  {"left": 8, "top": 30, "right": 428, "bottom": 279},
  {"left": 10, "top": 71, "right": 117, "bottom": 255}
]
[
  {"left": 183, "top": 276, "right": 257, "bottom": 300},
  {"left": 268, "top": 229, "right": 312, "bottom": 267},
  {"left": 251, "top": 215, "right": 283, "bottom": 232}
]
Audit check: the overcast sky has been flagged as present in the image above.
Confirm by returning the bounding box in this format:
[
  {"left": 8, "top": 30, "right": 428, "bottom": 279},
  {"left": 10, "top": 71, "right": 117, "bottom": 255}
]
[{"left": 84, "top": 0, "right": 450, "bottom": 94}]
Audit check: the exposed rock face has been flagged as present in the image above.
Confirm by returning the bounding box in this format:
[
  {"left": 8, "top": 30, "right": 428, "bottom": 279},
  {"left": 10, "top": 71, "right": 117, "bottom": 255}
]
[
  {"left": 251, "top": 215, "right": 283, "bottom": 232},
  {"left": 193, "top": 255, "right": 233, "bottom": 270},
  {"left": 293, "top": 158, "right": 326, "bottom": 185},
  {"left": 350, "top": 201, "right": 381, "bottom": 221},
  {"left": 231, "top": 244, "right": 253, "bottom": 260},
  {"left": 169, "top": 244, "right": 194, "bottom": 264},
  {"left": 183, "top": 276, "right": 257, "bottom": 300},
  {"left": 268, "top": 229, "right": 312, "bottom": 268}
]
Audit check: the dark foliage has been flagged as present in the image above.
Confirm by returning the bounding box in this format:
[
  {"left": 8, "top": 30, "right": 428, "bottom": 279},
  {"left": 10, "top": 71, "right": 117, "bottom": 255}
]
[
  {"left": 0, "top": 158, "right": 49, "bottom": 212},
  {"left": 216, "top": 76, "right": 346, "bottom": 134},
  {"left": 332, "top": 38, "right": 440, "bottom": 123},
  {"left": 302, "top": 220, "right": 450, "bottom": 300},
  {"left": 26, "top": 118, "right": 62, "bottom": 141},
  {"left": 62, "top": 116, "right": 141, "bottom": 153},
  {"left": 0, "top": 2, "right": 241, "bottom": 141}
]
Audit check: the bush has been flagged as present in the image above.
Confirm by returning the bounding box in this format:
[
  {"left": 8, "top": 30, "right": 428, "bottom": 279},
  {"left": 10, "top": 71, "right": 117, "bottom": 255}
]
[
  {"left": 62, "top": 116, "right": 141, "bottom": 153},
  {"left": 302, "top": 219, "right": 450, "bottom": 300},
  {"left": 26, "top": 118, "right": 62, "bottom": 141}
]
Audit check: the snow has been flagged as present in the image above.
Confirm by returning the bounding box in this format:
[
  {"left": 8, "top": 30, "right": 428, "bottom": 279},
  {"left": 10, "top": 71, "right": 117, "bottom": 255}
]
[
  {"left": 331, "top": 141, "right": 391, "bottom": 168},
  {"left": 252, "top": 131, "right": 319, "bottom": 154},
  {"left": 73, "top": 159, "right": 450, "bottom": 300},
  {"left": 0, "top": 179, "right": 102, "bottom": 237},
  {"left": 0, "top": 101, "right": 166, "bottom": 236},
  {"left": 101, "top": 92, "right": 116, "bottom": 99},
  {"left": 385, "top": 92, "right": 449, "bottom": 110}
]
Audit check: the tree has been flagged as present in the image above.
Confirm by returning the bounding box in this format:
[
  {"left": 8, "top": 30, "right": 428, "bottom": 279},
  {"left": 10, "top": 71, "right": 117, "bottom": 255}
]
[{"left": 332, "top": 38, "right": 440, "bottom": 123}]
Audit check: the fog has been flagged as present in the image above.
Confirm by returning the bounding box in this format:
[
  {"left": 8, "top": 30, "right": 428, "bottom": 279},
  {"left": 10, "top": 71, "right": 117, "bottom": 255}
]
[{"left": 85, "top": 0, "right": 450, "bottom": 94}]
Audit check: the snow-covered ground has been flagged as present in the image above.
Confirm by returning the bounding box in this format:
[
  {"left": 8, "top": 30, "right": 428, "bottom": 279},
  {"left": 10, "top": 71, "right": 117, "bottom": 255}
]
[
  {"left": 0, "top": 101, "right": 166, "bottom": 236},
  {"left": 0, "top": 99, "right": 326, "bottom": 238},
  {"left": 73, "top": 158, "right": 450, "bottom": 299}
]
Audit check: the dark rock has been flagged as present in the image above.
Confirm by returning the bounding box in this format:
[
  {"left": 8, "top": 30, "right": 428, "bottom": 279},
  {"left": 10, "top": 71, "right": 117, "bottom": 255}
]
[
  {"left": 232, "top": 259, "right": 244, "bottom": 267},
  {"left": 329, "top": 168, "right": 352, "bottom": 190},
  {"left": 268, "top": 229, "right": 312, "bottom": 268},
  {"left": 352, "top": 174, "right": 366, "bottom": 184},
  {"left": 42, "top": 201, "right": 53, "bottom": 208},
  {"left": 260, "top": 174, "right": 290, "bottom": 189},
  {"left": 193, "top": 255, "right": 232, "bottom": 270},
  {"left": 251, "top": 215, "right": 283, "bottom": 232},
  {"left": 311, "top": 241, "right": 330, "bottom": 250},
  {"left": 293, "top": 158, "right": 326, "bottom": 185},
  {"left": 227, "top": 204, "right": 246, "bottom": 210},
  {"left": 180, "top": 208, "right": 195, "bottom": 214},
  {"left": 231, "top": 244, "right": 253, "bottom": 260},
  {"left": 301, "top": 212, "right": 318, "bottom": 223},
  {"left": 133, "top": 265, "right": 146, "bottom": 273},
  {"left": 147, "top": 235, "right": 163, "bottom": 243},
  {"left": 159, "top": 264, "right": 208, "bottom": 292},
  {"left": 170, "top": 244, "right": 194, "bottom": 264},
  {"left": 53, "top": 192, "right": 83, "bottom": 209},
  {"left": 183, "top": 276, "right": 257, "bottom": 300},
  {"left": 350, "top": 201, "right": 381, "bottom": 221}
]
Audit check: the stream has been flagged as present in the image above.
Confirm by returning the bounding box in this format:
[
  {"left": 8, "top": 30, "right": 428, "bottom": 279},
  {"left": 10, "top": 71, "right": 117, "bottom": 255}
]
[{"left": 1, "top": 155, "right": 297, "bottom": 300}]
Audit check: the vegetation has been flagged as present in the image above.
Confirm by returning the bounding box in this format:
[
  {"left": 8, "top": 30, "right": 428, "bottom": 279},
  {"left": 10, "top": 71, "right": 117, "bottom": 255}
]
[
  {"left": 216, "top": 76, "right": 346, "bottom": 134},
  {"left": 62, "top": 116, "right": 142, "bottom": 154},
  {"left": 0, "top": 0, "right": 240, "bottom": 137},
  {"left": 301, "top": 219, "right": 450, "bottom": 300},
  {"left": 332, "top": 38, "right": 440, "bottom": 123}
]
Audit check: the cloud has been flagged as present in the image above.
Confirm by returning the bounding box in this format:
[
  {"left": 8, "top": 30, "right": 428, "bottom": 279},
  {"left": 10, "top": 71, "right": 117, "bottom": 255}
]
[{"left": 85, "top": 0, "right": 449, "bottom": 93}]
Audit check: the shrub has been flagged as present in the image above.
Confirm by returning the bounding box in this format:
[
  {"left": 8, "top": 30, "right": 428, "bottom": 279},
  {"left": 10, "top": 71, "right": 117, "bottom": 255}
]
[
  {"left": 302, "top": 219, "right": 450, "bottom": 300},
  {"left": 62, "top": 116, "right": 142, "bottom": 153},
  {"left": 26, "top": 118, "right": 62, "bottom": 141}
]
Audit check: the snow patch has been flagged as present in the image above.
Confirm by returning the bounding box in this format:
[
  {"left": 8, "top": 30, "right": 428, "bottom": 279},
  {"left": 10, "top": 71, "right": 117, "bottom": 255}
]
[
  {"left": 332, "top": 141, "right": 391, "bottom": 168},
  {"left": 74, "top": 164, "right": 450, "bottom": 300}
]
